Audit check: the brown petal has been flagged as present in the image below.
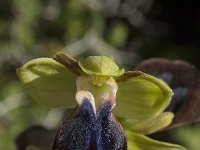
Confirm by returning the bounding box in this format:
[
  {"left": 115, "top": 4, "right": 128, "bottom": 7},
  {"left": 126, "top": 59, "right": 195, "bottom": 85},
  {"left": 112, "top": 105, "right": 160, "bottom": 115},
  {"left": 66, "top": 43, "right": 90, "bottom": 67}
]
[{"left": 53, "top": 52, "right": 84, "bottom": 76}]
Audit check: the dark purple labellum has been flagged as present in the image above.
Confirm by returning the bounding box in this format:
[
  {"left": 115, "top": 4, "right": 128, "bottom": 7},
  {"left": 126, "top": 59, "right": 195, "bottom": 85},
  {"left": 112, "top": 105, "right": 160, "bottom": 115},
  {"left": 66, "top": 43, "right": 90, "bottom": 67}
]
[{"left": 53, "top": 99, "right": 127, "bottom": 150}]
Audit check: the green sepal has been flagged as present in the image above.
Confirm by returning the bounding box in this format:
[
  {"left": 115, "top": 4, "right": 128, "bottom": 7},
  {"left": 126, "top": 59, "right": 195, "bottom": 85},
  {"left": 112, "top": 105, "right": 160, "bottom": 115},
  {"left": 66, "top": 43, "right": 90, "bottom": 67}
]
[
  {"left": 126, "top": 131, "right": 187, "bottom": 150},
  {"left": 114, "top": 71, "right": 173, "bottom": 122},
  {"left": 78, "top": 56, "right": 125, "bottom": 77},
  {"left": 16, "top": 58, "right": 77, "bottom": 108},
  {"left": 120, "top": 112, "right": 174, "bottom": 135}
]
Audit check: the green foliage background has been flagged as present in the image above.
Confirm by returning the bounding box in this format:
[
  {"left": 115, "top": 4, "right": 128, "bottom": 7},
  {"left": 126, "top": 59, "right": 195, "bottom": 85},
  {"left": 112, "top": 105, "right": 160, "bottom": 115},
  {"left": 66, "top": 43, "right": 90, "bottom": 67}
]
[{"left": 0, "top": 0, "right": 200, "bottom": 149}]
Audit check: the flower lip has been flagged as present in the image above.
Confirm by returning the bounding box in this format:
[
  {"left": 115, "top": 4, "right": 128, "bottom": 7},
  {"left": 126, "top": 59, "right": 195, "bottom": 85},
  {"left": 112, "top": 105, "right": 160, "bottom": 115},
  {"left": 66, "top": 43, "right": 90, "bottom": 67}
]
[{"left": 78, "top": 56, "right": 125, "bottom": 77}]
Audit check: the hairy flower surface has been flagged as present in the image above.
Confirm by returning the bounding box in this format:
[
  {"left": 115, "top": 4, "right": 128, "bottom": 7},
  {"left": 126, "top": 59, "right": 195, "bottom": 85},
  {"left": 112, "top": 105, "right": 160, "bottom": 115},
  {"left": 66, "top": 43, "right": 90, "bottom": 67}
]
[{"left": 17, "top": 52, "right": 187, "bottom": 150}]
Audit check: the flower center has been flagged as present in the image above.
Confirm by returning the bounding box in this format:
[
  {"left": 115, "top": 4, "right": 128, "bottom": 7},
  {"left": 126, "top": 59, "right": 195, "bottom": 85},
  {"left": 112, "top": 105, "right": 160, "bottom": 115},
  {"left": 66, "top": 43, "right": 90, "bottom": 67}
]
[
  {"left": 92, "top": 75, "right": 110, "bottom": 86},
  {"left": 76, "top": 76, "right": 118, "bottom": 109}
]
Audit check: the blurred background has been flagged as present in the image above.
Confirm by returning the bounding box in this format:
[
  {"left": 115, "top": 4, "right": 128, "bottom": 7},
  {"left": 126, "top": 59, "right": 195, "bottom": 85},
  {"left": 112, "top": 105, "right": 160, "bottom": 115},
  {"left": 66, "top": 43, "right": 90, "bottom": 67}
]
[{"left": 0, "top": 0, "right": 200, "bottom": 149}]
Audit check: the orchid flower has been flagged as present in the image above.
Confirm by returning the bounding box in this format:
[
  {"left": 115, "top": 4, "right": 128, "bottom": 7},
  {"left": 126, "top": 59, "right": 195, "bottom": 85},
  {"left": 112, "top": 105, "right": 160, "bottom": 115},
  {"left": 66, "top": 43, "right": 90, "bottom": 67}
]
[{"left": 17, "top": 52, "right": 187, "bottom": 150}]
